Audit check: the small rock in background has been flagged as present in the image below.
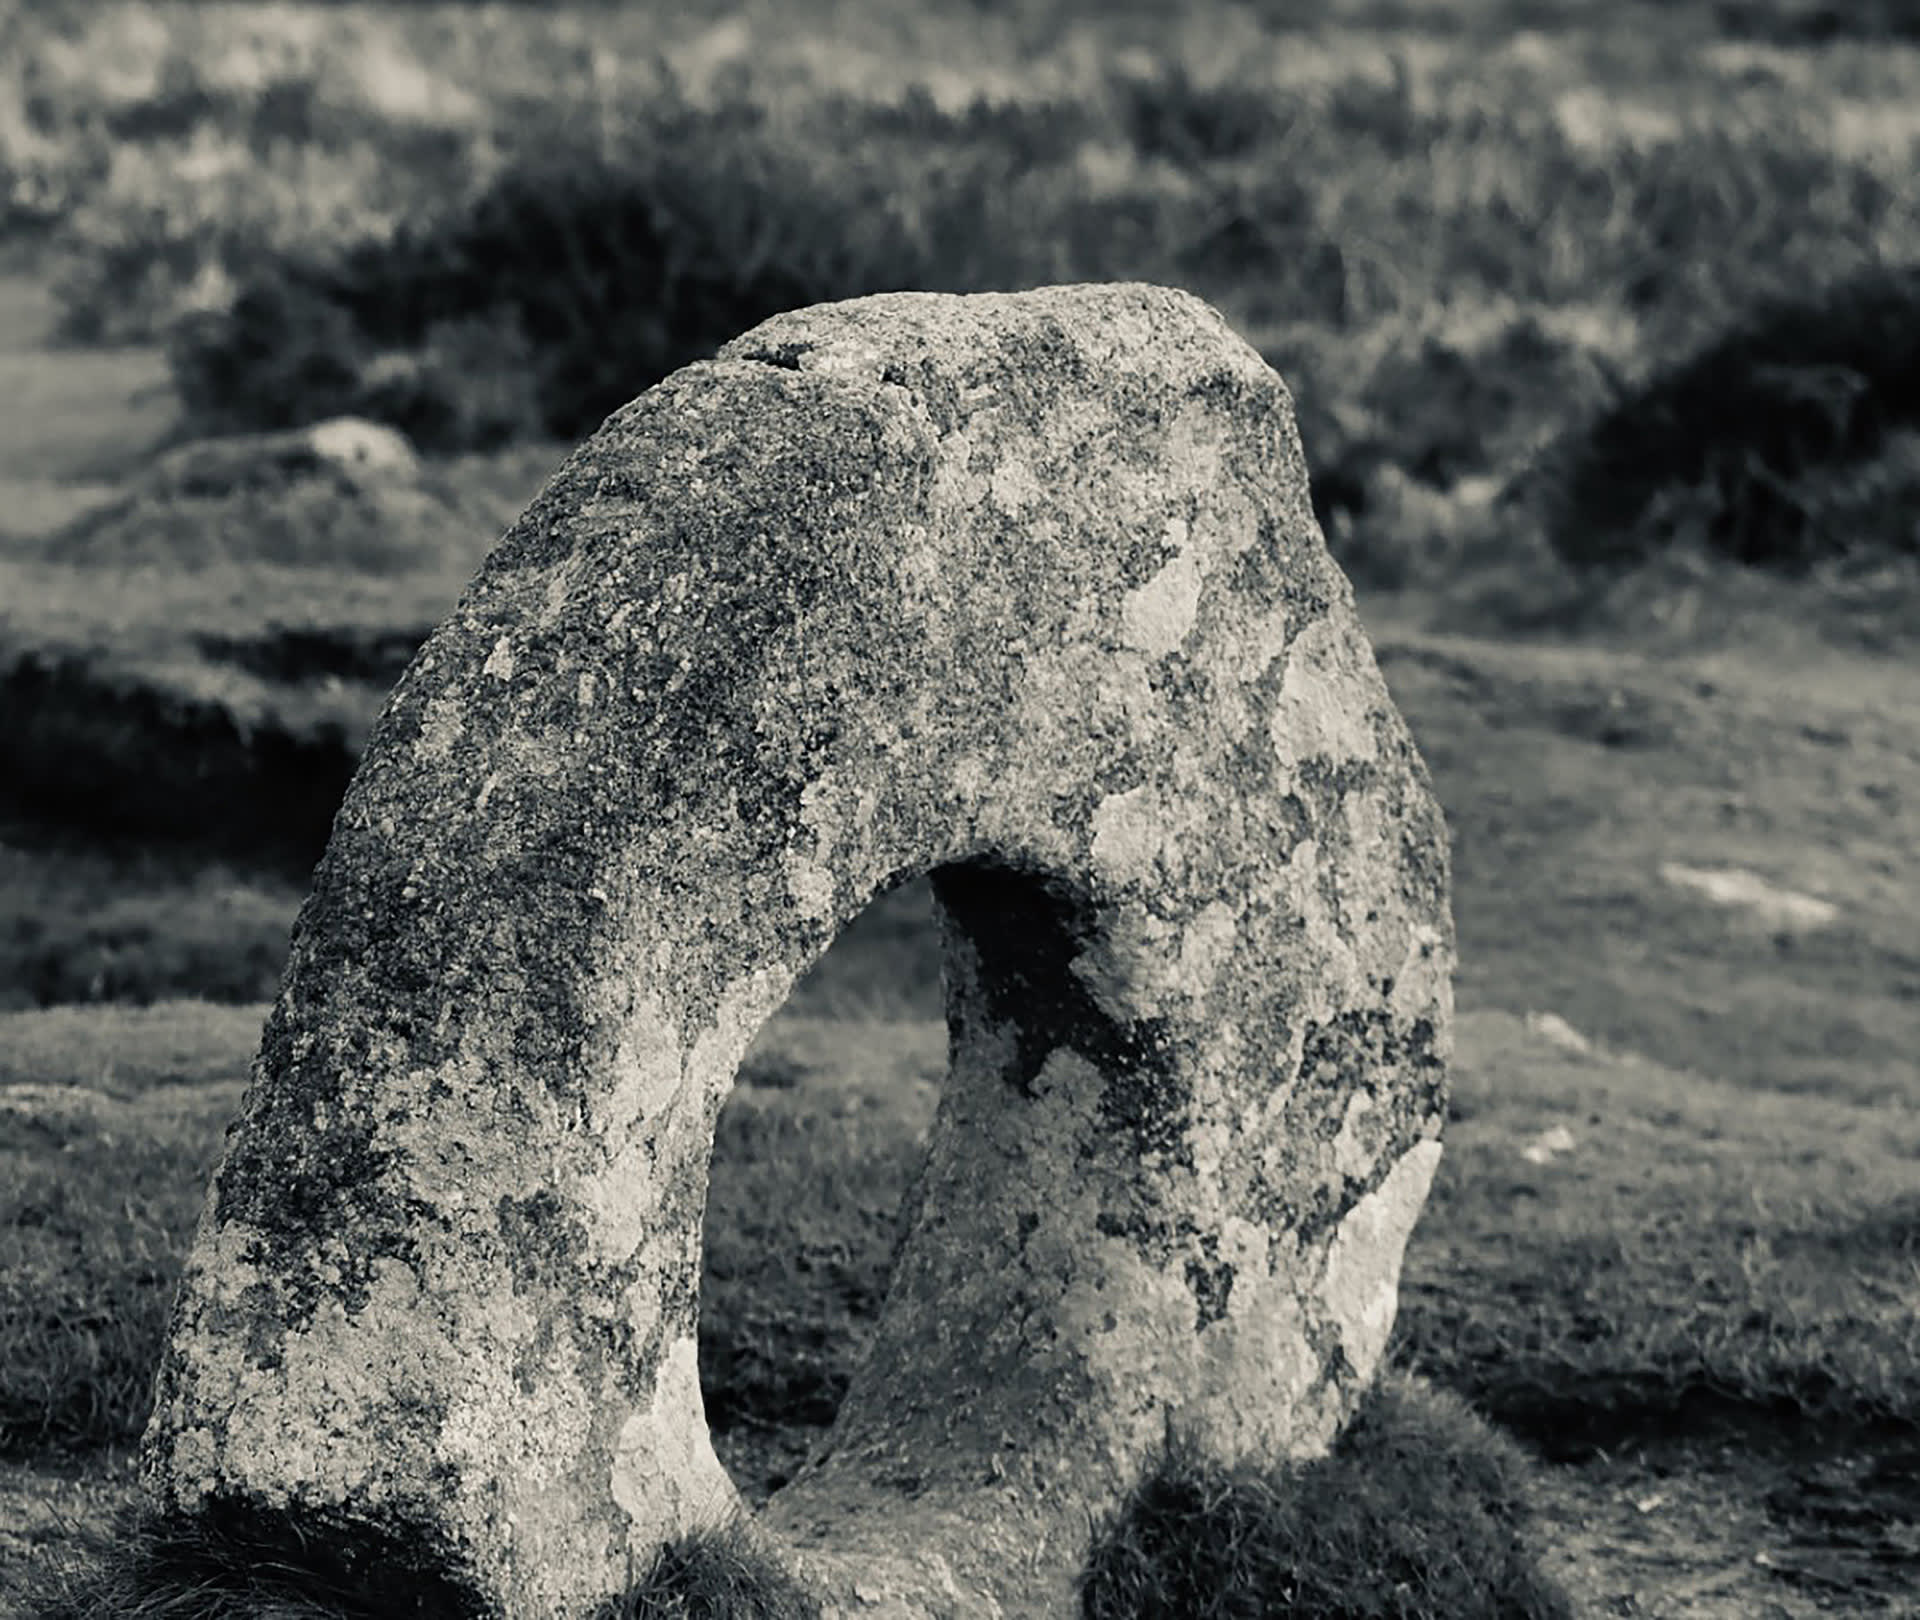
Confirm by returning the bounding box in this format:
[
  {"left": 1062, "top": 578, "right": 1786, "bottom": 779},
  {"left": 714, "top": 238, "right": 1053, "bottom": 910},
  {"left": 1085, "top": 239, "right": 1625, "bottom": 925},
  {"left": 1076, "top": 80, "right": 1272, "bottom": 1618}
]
[
  {"left": 1520, "top": 1125, "right": 1577, "bottom": 1165},
  {"left": 302, "top": 417, "right": 421, "bottom": 479},
  {"left": 1525, "top": 1010, "right": 1592, "bottom": 1055},
  {"left": 1659, "top": 862, "right": 1839, "bottom": 933},
  {"left": 142, "top": 416, "right": 420, "bottom": 500}
]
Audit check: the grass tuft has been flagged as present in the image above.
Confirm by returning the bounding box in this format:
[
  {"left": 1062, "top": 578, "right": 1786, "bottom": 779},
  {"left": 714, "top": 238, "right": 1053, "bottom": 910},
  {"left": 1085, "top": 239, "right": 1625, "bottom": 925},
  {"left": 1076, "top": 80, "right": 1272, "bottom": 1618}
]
[
  {"left": 1079, "top": 1373, "right": 1572, "bottom": 1620},
  {"left": 595, "top": 1521, "right": 821, "bottom": 1620},
  {"left": 21, "top": 1502, "right": 822, "bottom": 1620},
  {"left": 23, "top": 1500, "right": 482, "bottom": 1619}
]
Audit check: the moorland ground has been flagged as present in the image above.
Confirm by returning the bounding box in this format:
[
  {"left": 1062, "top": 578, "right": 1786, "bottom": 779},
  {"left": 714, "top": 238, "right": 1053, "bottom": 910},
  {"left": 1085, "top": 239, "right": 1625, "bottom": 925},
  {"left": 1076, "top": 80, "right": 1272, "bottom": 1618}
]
[{"left": 2, "top": 0, "right": 1917, "bottom": 1614}]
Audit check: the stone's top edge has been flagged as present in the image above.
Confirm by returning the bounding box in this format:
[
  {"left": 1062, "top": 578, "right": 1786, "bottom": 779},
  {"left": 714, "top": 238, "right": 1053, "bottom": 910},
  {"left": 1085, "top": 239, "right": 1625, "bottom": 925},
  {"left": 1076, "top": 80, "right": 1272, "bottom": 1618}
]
[
  {"left": 720, "top": 280, "right": 1214, "bottom": 324},
  {"left": 715, "top": 280, "right": 1270, "bottom": 380}
]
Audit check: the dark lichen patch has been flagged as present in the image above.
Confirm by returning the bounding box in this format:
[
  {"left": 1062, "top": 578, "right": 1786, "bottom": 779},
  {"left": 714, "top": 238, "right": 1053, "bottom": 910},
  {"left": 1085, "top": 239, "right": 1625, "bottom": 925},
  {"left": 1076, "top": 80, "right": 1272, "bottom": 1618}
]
[
  {"left": 1091, "top": 1021, "right": 1188, "bottom": 1164},
  {"left": 494, "top": 1190, "right": 585, "bottom": 1278},
  {"left": 1183, "top": 362, "right": 1267, "bottom": 415},
  {"left": 1298, "top": 1007, "right": 1445, "bottom": 1108},
  {"left": 928, "top": 859, "right": 1191, "bottom": 1161},
  {"left": 735, "top": 341, "right": 813, "bottom": 371},
  {"left": 1256, "top": 1180, "right": 1346, "bottom": 1255},
  {"left": 1184, "top": 1247, "right": 1236, "bottom": 1329},
  {"left": 987, "top": 316, "right": 1092, "bottom": 414},
  {"left": 1290, "top": 754, "right": 1384, "bottom": 846},
  {"left": 1239, "top": 1009, "right": 1446, "bottom": 1248},
  {"left": 211, "top": 1067, "right": 430, "bottom": 1331}
]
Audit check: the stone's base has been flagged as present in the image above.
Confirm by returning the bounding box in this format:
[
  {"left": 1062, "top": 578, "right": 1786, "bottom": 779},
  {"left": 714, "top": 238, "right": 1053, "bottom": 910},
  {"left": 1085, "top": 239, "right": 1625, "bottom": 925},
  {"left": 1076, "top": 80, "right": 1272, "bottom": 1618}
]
[
  {"left": 770, "top": 1483, "right": 1088, "bottom": 1620},
  {"left": 139, "top": 282, "right": 1453, "bottom": 1617}
]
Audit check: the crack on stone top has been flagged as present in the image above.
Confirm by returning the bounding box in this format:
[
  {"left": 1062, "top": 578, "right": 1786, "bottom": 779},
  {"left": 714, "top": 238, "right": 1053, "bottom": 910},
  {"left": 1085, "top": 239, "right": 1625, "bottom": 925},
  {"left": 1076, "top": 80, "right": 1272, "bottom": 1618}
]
[{"left": 735, "top": 341, "right": 810, "bottom": 371}]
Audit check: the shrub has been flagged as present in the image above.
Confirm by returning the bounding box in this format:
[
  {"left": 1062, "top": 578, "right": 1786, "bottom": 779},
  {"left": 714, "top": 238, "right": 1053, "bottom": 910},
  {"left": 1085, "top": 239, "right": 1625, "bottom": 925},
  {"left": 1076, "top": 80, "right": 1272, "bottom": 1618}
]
[
  {"left": 1713, "top": 0, "right": 1920, "bottom": 44},
  {"left": 168, "top": 111, "right": 936, "bottom": 453}
]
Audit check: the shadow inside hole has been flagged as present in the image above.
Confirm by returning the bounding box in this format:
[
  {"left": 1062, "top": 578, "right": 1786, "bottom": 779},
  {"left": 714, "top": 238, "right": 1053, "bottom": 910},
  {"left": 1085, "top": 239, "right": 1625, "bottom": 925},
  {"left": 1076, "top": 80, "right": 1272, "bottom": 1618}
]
[
  {"left": 699, "top": 856, "right": 1125, "bottom": 1508},
  {"left": 702, "top": 872, "right": 943, "bottom": 1504}
]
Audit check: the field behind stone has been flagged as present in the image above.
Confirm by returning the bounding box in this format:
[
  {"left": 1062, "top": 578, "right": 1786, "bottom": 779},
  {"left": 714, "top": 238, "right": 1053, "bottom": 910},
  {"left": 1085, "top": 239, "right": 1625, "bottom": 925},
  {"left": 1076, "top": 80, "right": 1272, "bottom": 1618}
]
[{"left": 1, "top": 0, "right": 1917, "bottom": 1614}]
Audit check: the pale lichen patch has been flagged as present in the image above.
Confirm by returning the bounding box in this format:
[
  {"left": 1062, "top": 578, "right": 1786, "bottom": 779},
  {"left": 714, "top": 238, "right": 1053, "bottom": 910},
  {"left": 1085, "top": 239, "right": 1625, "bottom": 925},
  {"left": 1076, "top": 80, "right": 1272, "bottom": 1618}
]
[
  {"left": 1089, "top": 785, "right": 1160, "bottom": 888},
  {"left": 1184, "top": 1283, "right": 1324, "bottom": 1463},
  {"left": 610, "top": 1338, "right": 739, "bottom": 1536},
  {"left": 414, "top": 692, "right": 466, "bottom": 764},
  {"left": 690, "top": 968, "right": 794, "bottom": 1103},
  {"left": 1285, "top": 839, "right": 1362, "bottom": 1009},
  {"left": 1219, "top": 600, "right": 1291, "bottom": 686},
  {"left": 1269, "top": 617, "right": 1380, "bottom": 772},
  {"left": 988, "top": 454, "right": 1043, "bottom": 513},
  {"left": 1175, "top": 899, "right": 1239, "bottom": 995},
  {"left": 785, "top": 850, "right": 838, "bottom": 923},
  {"left": 599, "top": 997, "right": 683, "bottom": 1142},
  {"left": 1330, "top": 1089, "right": 1377, "bottom": 1182},
  {"left": 1069, "top": 905, "right": 1179, "bottom": 1022},
  {"left": 1320, "top": 1140, "right": 1444, "bottom": 1383},
  {"left": 1120, "top": 548, "right": 1202, "bottom": 657},
  {"left": 1391, "top": 924, "right": 1454, "bottom": 1032}
]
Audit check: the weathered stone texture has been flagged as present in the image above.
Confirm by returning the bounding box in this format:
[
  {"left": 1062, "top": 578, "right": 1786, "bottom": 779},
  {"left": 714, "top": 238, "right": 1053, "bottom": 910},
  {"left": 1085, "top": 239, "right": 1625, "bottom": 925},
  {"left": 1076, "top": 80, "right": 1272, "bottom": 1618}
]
[{"left": 142, "top": 283, "right": 1453, "bottom": 1618}]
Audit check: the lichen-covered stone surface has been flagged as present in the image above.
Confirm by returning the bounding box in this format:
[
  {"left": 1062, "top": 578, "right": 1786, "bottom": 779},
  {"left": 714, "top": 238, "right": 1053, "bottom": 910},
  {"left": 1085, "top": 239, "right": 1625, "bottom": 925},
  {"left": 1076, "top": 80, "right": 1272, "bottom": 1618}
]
[{"left": 142, "top": 283, "right": 1453, "bottom": 1618}]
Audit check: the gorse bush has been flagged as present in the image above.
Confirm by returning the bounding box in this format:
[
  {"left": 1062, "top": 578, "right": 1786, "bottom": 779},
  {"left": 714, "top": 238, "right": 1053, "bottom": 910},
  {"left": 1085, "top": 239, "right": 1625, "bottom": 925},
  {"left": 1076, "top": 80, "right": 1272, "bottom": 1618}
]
[{"left": 1543, "top": 261, "right": 1920, "bottom": 571}]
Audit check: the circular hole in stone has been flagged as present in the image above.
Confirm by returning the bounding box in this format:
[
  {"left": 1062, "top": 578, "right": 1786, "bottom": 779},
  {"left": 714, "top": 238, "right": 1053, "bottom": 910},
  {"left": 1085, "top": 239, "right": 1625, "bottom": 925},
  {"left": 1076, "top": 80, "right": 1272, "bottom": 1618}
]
[{"left": 701, "top": 873, "right": 944, "bottom": 1507}]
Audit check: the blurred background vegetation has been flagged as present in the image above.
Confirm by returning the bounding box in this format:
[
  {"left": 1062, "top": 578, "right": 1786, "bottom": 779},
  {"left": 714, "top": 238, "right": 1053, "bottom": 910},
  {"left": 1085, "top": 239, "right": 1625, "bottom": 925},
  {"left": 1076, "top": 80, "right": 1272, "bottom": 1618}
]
[
  {"left": 2, "top": 0, "right": 1917, "bottom": 1006},
  {"left": 7, "top": 0, "right": 1920, "bottom": 572}
]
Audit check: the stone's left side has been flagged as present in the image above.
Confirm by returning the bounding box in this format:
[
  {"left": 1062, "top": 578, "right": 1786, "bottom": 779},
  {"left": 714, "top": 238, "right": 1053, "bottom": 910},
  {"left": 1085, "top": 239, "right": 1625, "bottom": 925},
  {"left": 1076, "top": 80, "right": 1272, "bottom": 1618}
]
[{"left": 134, "top": 338, "right": 973, "bottom": 1617}]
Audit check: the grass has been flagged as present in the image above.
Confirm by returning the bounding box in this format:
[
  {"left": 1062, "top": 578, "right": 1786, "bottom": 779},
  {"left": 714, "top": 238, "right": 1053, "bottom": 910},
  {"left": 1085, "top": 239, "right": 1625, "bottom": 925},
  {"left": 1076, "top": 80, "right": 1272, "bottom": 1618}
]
[
  {"left": 594, "top": 1523, "right": 821, "bottom": 1620},
  {"left": 0, "top": 1004, "right": 261, "bottom": 1455},
  {"left": 1398, "top": 1012, "right": 1920, "bottom": 1453},
  {"left": 19, "top": 1000, "right": 1911, "bottom": 1611},
  {"left": 26, "top": 1502, "right": 484, "bottom": 1619},
  {"left": 6, "top": 1003, "right": 1913, "bottom": 1474},
  {"left": 0, "top": 841, "right": 300, "bottom": 1009}
]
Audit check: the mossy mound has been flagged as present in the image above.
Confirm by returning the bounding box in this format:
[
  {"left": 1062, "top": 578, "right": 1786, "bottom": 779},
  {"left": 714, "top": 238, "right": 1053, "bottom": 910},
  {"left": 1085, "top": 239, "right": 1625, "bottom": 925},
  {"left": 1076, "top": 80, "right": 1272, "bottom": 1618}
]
[{"left": 1080, "top": 1373, "right": 1572, "bottom": 1620}]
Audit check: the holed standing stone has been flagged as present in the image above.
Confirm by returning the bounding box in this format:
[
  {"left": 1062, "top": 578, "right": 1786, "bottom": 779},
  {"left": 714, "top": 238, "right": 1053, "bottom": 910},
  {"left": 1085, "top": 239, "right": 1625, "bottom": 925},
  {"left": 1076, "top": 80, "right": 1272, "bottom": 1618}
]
[{"left": 142, "top": 284, "right": 1454, "bottom": 1617}]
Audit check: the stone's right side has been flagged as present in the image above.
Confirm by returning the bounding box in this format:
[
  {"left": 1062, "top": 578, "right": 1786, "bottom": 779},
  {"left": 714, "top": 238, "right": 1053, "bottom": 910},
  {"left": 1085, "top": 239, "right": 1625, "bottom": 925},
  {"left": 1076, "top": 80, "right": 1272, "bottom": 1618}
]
[{"left": 711, "top": 289, "right": 1456, "bottom": 1617}]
